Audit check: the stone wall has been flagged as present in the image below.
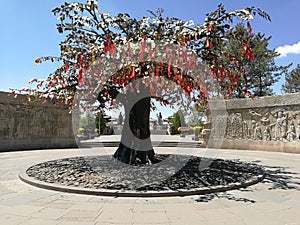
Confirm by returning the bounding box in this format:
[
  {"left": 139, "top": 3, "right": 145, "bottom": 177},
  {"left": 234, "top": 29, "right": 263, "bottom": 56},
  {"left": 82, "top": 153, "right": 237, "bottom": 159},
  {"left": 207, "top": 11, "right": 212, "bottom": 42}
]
[
  {"left": 0, "top": 92, "right": 76, "bottom": 151},
  {"left": 204, "top": 93, "right": 300, "bottom": 153}
]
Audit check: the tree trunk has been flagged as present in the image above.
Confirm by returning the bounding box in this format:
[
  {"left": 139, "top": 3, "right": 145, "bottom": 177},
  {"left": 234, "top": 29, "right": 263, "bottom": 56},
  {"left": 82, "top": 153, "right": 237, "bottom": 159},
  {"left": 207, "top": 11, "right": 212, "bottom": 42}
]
[{"left": 113, "top": 92, "right": 156, "bottom": 164}]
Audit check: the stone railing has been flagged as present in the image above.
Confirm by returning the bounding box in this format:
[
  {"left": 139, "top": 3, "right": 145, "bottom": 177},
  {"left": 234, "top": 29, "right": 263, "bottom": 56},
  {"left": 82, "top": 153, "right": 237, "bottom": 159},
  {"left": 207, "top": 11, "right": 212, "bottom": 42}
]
[
  {"left": 0, "top": 92, "right": 76, "bottom": 151},
  {"left": 203, "top": 93, "right": 300, "bottom": 153}
]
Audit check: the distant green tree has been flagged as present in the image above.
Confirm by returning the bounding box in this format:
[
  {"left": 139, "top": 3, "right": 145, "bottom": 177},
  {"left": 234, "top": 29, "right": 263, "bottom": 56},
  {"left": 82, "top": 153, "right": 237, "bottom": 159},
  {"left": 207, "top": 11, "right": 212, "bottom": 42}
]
[
  {"left": 282, "top": 64, "right": 300, "bottom": 93},
  {"left": 95, "top": 113, "right": 110, "bottom": 135},
  {"left": 169, "top": 110, "right": 186, "bottom": 134},
  {"left": 219, "top": 23, "right": 291, "bottom": 97},
  {"left": 186, "top": 103, "right": 206, "bottom": 126},
  {"left": 79, "top": 110, "right": 96, "bottom": 135}
]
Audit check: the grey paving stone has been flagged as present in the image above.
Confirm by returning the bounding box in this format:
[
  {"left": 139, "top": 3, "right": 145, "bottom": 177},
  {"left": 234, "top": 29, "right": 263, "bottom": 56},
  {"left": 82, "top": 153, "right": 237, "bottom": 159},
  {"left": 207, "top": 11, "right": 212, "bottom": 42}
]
[
  {"left": 28, "top": 195, "right": 69, "bottom": 207},
  {"left": 169, "top": 216, "right": 206, "bottom": 225},
  {"left": 101, "top": 203, "right": 135, "bottom": 212},
  {"left": 0, "top": 184, "right": 15, "bottom": 195},
  {"left": 88, "top": 196, "right": 114, "bottom": 203},
  {"left": 164, "top": 204, "right": 206, "bottom": 224},
  {"left": 64, "top": 195, "right": 94, "bottom": 203},
  {"left": 157, "top": 196, "right": 194, "bottom": 204},
  {"left": 111, "top": 197, "right": 137, "bottom": 204},
  {"left": 58, "top": 221, "right": 94, "bottom": 225},
  {"left": 60, "top": 210, "right": 101, "bottom": 222},
  {"left": 20, "top": 218, "right": 59, "bottom": 225},
  {"left": 198, "top": 208, "right": 238, "bottom": 222},
  {"left": 242, "top": 189, "right": 290, "bottom": 203},
  {"left": 0, "top": 204, "right": 43, "bottom": 216},
  {"left": 43, "top": 200, "right": 75, "bottom": 209},
  {"left": 133, "top": 203, "right": 165, "bottom": 212},
  {"left": 0, "top": 190, "right": 54, "bottom": 206},
  {"left": 205, "top": 219, "right": 246, "bottom": 225},
  {"left": 31, "top": 208, "right": 70, "bottom": 220},
  {"left": 261, "top": 208, "right": 300, "bottom": 225},
  {"left": 228, "top": 204, "right": 269, "bottom": 219},
  {"left": 282, "top": 199, "right": 300, "bottom": 210},
  {"left": 0, "top": 179, "right": 30, "bottom": 193},
  {"left": 69, "top": 202, "right": 104, "bottom": 211},
  {"left": 192, "top": 201, "right": 227, "bottom": 211},
  {"left": 164, "top": 203, "right": 199, "bottom": 214},
  {"left": 133, "top": 223, "right": 170, "bottom": 225},
  {"left": 132, "top": 211, "right": 170, "bottom": 224},
  {"left": 241, "top": 215, "right": 286, "bottom": 225},
  {"left": 0, "top": 146, "right": 299, "bottom": 225},
  {"left": 0, "top": 214, "right": 29, "bottom": 225},
  {"left": 286, "top": 190, "right": 300, "bottom": 201},
  {"left": 29, "top": 200, "right": 51, "bottom": 207},
  {"left": 95, "top": 223, "right": 132, "bottom": 225},
  {"left": 251, "top": 201, "right": 292, "bottom": 212},
  {"left": 96, "top": 211, "right": 133, "bottom": 224}
]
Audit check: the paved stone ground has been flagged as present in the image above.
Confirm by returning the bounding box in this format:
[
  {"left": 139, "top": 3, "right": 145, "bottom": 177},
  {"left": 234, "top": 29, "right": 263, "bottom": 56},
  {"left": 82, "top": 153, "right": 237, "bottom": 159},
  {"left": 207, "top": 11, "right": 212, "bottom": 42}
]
[{"left": 1, "top": 136, "right": 300, "bottom": 225}]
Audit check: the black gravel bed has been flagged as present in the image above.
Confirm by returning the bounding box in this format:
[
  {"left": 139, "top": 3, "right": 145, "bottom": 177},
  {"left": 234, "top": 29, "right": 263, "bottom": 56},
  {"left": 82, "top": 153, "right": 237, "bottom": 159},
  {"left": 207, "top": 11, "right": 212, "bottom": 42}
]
[{"left": 26, "top": 155, "right": 265, "bottom": 192}]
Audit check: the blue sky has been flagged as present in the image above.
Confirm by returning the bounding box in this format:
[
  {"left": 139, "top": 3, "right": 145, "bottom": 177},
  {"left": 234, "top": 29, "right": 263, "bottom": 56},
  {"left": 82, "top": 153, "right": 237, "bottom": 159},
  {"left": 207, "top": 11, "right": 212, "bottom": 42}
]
[{"left": 1, "top": 0, "right": 300, "bottom": 115}]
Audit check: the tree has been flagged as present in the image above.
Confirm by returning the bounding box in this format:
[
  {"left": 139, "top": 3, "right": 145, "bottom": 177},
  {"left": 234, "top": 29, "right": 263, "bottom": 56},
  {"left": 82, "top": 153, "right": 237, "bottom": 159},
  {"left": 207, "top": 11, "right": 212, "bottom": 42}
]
[
  {"left": 218, "top": 23, "right": 291, "bottom": 97},
  {"left": 11, "top": 1, "right": 270, "bottom": 164},
  {"left": 95, "top": 112, "right": 110, "bottom": 135},
  {"left": 79, "top": 109, "right": 96, "bottom": 135},
  {"left": 186, "top": 109, "right": 205, "bottom": 127},
  {"left": 169, "top": 110, "right": 186, "bottom": 134},
  {"left": 282, "top": 64, "right": 300, "bottom": 93}
]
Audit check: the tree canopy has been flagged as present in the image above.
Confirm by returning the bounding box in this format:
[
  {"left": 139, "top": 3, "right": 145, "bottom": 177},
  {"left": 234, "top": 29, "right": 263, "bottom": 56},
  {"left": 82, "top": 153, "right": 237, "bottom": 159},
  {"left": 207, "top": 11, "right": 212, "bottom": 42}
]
[
  {"left": 214, "top": 23, "right": 291, "bottom": 97},
  {"left": 10, "top": 0, "right": 270, "bottom": 111},
  {"left": 282, "top": 64, "right": 300, "bottom": 93},
  {"left": 168, "top": 110, "right": 186, "bottom": 134}
]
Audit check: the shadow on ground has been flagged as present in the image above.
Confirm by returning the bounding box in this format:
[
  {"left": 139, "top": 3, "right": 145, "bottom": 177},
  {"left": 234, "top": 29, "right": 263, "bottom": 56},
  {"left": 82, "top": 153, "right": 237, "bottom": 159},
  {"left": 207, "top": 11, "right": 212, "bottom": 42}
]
[
  {"left": 195, "top": 192, "right": 256, "bottom": 203},
  {"left": 262, "top": 164, "right": 300, "bottom": 190},
  {"left": 194, "top": 161, "right": 300, "bottom": 203}
]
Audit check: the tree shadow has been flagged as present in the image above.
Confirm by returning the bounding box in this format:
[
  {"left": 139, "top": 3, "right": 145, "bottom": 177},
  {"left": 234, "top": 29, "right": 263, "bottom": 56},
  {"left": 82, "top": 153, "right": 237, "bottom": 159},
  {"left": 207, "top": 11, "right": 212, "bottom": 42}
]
[
  {"left": 262, "top": 164, "right": 300, "bottom": 190},
  {"left": 194, "top": 160, "right": 300, "bottom": 203},
  {"left": 195, "top": 192, "right": 256, "bottom": 203}
]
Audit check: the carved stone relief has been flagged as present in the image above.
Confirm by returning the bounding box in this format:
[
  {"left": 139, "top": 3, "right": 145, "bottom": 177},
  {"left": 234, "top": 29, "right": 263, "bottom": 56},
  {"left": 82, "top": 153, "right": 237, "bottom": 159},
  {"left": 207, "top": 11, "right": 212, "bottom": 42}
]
[
  {"left": 0, "top": 118, "right": 9, "bottom": 138},
  {"left": 203, "top": 94, "right": 300, "bottom": 152},
  {"left": 0, "top": 95, "right": 74, "bottom": 142},
  {"left": 222, "top": 106, "right": 300, "bottom": 142},
  {"left": 210, "top": 114, "right": 227, "bottom": 139},
  {"left": 296, "top": 122, "right": 300, "bottom": 142}
]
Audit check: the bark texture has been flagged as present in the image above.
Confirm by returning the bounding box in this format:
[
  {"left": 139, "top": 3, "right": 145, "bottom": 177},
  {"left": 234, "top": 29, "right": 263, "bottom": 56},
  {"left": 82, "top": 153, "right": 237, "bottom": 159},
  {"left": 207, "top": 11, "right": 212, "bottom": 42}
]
[{"left": 113, "top": 89, "right": 155, "bottom": 164}]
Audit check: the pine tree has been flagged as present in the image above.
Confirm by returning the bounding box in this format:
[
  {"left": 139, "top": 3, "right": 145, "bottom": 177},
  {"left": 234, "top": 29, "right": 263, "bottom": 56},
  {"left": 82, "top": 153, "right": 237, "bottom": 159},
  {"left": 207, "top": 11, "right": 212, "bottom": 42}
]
[
  {"left": 219, "top": 23, "right": 291, "bottom": 97},
  {"left": 249, "top": 34, "right": 291, "bottom": 96},
  {"left": 282, "top": 64, "right": 300, "bottom": 93},
  {"left": 169, "top": 110, "right": 186, "bottom": 134}
]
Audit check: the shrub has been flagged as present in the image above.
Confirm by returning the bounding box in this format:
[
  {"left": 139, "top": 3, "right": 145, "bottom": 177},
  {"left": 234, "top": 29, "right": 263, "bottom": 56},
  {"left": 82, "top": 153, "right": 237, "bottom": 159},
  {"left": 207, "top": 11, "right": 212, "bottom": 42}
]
[{"left": 78, "top": 127, "right": 85, "bottom": 135}]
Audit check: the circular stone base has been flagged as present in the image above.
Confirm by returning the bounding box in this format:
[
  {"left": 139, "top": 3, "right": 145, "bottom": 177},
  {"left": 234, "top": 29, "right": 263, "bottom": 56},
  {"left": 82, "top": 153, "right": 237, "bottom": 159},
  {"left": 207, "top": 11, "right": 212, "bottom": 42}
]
[{"left": 19, "top": 155, "right": 265, "bottom": 197}]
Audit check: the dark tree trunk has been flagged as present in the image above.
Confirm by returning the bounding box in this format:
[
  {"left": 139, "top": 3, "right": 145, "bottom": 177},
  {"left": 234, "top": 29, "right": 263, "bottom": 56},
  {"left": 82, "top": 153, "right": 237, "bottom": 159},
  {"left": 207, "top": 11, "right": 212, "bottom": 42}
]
[{"left": 113, "top": 90, "right": 156, "bottom": 164}]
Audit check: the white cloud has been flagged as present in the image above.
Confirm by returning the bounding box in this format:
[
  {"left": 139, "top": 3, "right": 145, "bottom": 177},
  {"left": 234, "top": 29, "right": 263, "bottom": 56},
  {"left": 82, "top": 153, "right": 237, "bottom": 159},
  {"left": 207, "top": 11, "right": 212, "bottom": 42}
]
[{"left": 275, "top": 41, "right": 300, "bottom": 57}]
